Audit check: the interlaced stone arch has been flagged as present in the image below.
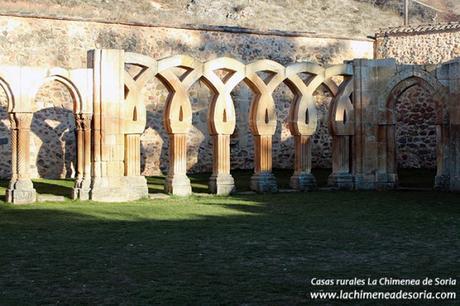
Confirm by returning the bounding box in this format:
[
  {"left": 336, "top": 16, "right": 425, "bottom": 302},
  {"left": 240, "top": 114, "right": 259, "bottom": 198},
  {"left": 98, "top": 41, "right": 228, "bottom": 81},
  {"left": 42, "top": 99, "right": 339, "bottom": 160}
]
[
  {"left": 120, "top": 53, "right": 356, "bottom": 194},
  {"left": 2, "top": 49, "right": 459, "bottom": 204},
  {"left": 324, "top": 64, "right": 355, "bottom": 189},
  {"left": 201, "top": 57, "right": 245, "bottom": 194}
]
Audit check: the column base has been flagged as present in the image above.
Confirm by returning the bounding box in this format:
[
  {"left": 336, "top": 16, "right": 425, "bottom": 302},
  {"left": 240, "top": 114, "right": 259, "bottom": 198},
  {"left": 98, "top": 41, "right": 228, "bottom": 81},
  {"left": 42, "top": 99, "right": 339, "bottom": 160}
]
[
  {"left": 328, "top": 173, "right": 354, "bottom": 190},
  {"left": 165, "top": 174, "right": 192, "bottom": 196},
  {"left": 6, "top": 179, "right": 36, "bottom": 204},
  {"left": 250, "top": 172, "right": 278, "bottom": 193},
  {"left": 72, "top": 178, "right": 92, "bottom": 200},
  {"left": 375, "top": 173, "right": 398, "bottom": 190},
  {"left": 353, "top": 175, "right": 376, "bottom": 190},
  {"left": 290, "top": 173, "right": 316, "bottom": 191},
  {"left": 209, "top": 174, "right": 235, "bottom": 195},
  {"left": 435, "top": 174, "right": 450, "bottom": 191},
  {"left": 90, "top": 176, "right": 148, "bottom": 202}
]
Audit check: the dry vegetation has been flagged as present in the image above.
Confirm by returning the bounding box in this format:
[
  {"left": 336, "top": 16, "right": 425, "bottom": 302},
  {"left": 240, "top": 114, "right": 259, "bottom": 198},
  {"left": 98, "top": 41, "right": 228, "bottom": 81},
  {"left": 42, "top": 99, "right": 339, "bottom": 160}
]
[{"left": 0, "top": 0, "right": 459, "bottom": 37}]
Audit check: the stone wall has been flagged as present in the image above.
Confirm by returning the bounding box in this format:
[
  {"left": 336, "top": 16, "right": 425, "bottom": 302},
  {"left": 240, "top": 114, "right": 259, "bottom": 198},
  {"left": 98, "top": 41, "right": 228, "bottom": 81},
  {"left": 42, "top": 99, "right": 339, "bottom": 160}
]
[
  {"left": 0, "top": 15, "right": 373, "bottom": 179},
  {"left": 375, "top": 23, "right": 460, "bottom": 65},
  {"left": 375, "top": 23, "right": 460, "bottom": 170},
  {"left": 395, "top": 85, "right": 437, "bottom": 169}
]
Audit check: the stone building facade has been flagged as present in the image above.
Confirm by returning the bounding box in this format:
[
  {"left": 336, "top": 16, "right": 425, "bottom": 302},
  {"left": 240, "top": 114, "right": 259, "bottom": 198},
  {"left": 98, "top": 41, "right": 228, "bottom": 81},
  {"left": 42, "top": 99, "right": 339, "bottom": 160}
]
[{"left": 0, "top": 15, "right": 373, "bottom": 179}]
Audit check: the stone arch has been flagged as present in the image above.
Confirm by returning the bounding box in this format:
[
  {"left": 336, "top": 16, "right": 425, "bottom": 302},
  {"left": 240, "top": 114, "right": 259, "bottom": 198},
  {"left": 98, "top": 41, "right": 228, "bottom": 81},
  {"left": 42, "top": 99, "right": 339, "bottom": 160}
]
[
  {"left": 379, "top": 68, "right": 447, "bottom": 125},
  {"left": 0, "top": 76, "right": 15, "bottom": 113},
  {"left": 323, "top": 63, "right": 355, "bottom": 189},
  {"left": 0, "top": 77, "right": 14, "bottom": 180},
  {"left": 123, "top": 53, "right": 158, "bottom": 179},
  {"left": 30, "top": 70, "right": 92, "bottom": 199},
  {"left": 156, "top": 55, "right": 203, "bottom": 196},
  {"left": 31, "top": 79, "right": 76, "bottom": 179},
  {"left": 201, "top": 57, "right": 246, "bottom": 195},
  {"left": 31, "top": 74, "right": 85, "bottom": 115},
  {"left": 378, "top": 68, "right": 449, "bottom": 189},
  {"left": 243, "top": 59, "right": 285, "bottom": 192},
  {"left": 283, "top": 62, "right": 325, "bottom": 190}
]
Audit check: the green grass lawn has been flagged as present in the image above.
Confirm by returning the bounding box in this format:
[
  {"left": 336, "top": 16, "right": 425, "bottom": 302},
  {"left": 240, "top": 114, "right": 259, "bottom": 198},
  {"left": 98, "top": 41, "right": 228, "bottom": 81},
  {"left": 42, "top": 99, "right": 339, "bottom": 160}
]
[{"left": 0, "top": 170, "right": 459, "bottom": 304}]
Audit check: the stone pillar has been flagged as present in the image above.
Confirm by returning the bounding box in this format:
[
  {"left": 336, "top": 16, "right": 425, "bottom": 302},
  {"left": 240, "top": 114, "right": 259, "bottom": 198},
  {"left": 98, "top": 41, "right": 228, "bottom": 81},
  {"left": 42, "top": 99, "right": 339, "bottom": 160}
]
[
  {"left": 250, "top": 134, "right": 278, "bottom": 192},
  {"left": 353, "top": 59, "right": 398, "bottom": 190},
  {"left": 438, "top": 59, "right": 460, "bottom": 191},
  {"left": 246, "top": 60, "right": 285, "bottom": 193},
  {"left": 328, "top": 135, "right": 354, "bottom": 189},
  {"left": 72, "top": 114, "right": 84, "bottom": 199},
  {"left": 77, "top": 113, "right": 92, "bottom": 200},
  {"left": 6, "top": 112, "right": 36, "bottom": 204},
  {"left": 376, "top": 123, "right": 398, "bottom": 189},
  {"left": 285, "top": 63, "right": 324, "bottom": 191},
  {"left": 89, "top": 49, "right": 147, "bottom": 202},
  {"left": 328, "top": 75, "right": 355, "bottom": 190},
  {"left": 204, "top": 58, "right": 245, "bottom": 195},
  {"left": 164, "top": 133, "right": 191, "bottom": 196},
  {"left": 124, "top": 133, "right": 148, "bottom": 198},
  {"left": 449, "top": 123, "right": 460, "bottom": 191},
  {"left": 435, "top": 123, "right": 451, "bottom": 190},
  {"left": 290, "top": 135, "right": 316, "bottom": 190},
  {"left": 158, "top": 57, "right": 202, "bottom": 196},
  {"left": 209, "top": 134, "right": 234, "bottom": 195},
  {"left": 124, "top": 134, "right": 141, "bottom": 176}
]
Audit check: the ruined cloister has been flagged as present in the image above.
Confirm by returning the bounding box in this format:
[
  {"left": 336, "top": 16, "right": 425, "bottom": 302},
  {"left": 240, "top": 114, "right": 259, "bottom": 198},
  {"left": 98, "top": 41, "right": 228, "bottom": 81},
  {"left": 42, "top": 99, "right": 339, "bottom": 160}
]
[{"left": 1, "top": 49, "right": 459, "bottom": 204}]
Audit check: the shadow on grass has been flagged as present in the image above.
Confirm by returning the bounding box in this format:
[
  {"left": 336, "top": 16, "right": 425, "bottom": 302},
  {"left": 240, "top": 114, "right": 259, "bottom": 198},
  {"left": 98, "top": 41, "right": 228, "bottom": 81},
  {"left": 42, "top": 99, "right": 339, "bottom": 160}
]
[
  {"left": 32, "top": 179, "right": 74, "bottom": 198},
  {"left": 398, "top": 168, "right": 436, "bottom": 188},
  {"left": 0, "top": 191, "right": 458, "bottom": 305},
  {"left": 0, "top": 169, "right": 436, "bottom": 200},
  {"left": 146, "top": 169, "right": 332, "bottom": 194}
]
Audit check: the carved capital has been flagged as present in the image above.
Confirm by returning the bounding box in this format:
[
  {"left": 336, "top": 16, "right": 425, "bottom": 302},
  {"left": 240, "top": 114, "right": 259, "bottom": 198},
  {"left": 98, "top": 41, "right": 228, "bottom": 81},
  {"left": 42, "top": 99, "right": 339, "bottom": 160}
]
[
  {"left": 80, "top": 113, "right": 92, "bottom": 130},
  {"left": 13, "top": 112, "right": 33, "bottom": 130}
]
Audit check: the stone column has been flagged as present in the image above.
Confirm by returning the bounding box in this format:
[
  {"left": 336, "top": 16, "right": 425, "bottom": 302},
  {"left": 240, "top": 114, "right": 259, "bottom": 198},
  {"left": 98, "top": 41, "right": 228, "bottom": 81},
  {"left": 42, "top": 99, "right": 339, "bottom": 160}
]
[
  {"left": 204, "top": 58, "right": 245, "bottom": 195},
  {"left": 327, "top": 75, "right": 355, "bottom": 190},
  {"left": 124, "top": 134, "right": 141, "bottom": 176},
  {"left": 328, "top": 135, "right": 354, "bottom": 189},
  {"left": 79, "top": 113, "right": 92, "bottom": 199},
  {"left": 437, "top": 59, "right": 460, "bottom": 191},
  {"left": 250, "top": 134, "right": 277, "bottom": 192},
  {"left": 209, "top": 134, "right": 234, "bottom": 195},
  {"left": 449, "top": 123, "right": 460, "bottom": 191},
  {"left": 72, "top": 114, "right": 84, "bottom": 199},
  {"left": 164, "top": 133, "right": 191, "bottom": 195},
  {"left": 158, "top": 57, "right": 201, "bottom": 196},
  {"left": 435, "top": 124, "right": 451, "bottom": 190},
  {"left": 246, "top": 60, "right": 285, "bottom": 193},
  {"left": 289, "top": 135, "right": 316, "bottom": 190},
  {"left": 376, "top": 123, "right": 398, "bottom": 189},
  {"left": 6, "top": 112, "right": 36, "bottom": 204},
  {"left": 123, "top": 133, "right": 148, "bottom": 198}
]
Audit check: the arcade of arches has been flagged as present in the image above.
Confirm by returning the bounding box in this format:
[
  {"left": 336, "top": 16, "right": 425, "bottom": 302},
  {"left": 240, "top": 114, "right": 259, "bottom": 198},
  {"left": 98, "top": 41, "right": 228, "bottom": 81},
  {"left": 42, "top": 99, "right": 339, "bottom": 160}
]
[{"left": 1, "top": 51, "right": 459, "bottom": 203}]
